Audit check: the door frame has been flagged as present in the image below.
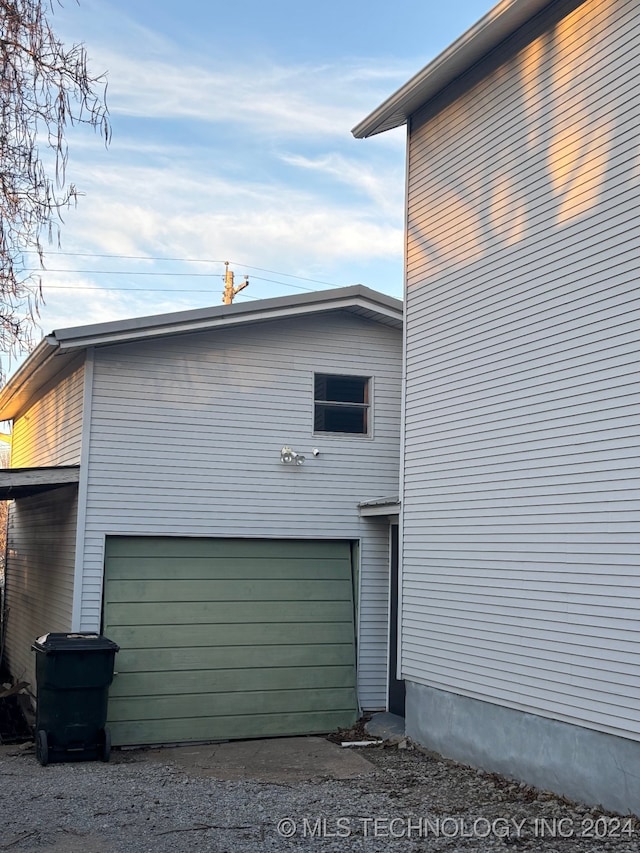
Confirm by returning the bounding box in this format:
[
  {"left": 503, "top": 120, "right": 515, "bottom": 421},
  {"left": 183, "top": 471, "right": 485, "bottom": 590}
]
[{"left": 388, "top": 522, "right": 405, "bottom": 715}]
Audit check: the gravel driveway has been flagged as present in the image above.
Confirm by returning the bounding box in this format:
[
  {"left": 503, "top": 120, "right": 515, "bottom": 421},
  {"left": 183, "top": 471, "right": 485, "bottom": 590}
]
[{"left": 1, "top": 738, "right": 639, "bottom": 852}]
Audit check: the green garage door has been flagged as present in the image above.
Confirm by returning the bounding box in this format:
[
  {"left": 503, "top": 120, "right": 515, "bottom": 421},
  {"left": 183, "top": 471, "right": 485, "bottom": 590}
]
[{"left": 103, "top": 537, "right": 358, "bottom": 746}]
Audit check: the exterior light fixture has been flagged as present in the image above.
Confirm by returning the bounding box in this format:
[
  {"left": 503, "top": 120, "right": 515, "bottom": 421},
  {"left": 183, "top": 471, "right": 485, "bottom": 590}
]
[{"left": 280, "top": 446, "right": 305, "bottom": 466}]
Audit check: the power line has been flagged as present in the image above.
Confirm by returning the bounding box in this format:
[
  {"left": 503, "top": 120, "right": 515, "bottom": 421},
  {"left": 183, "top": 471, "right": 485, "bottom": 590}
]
[
  {"left": 230, "top": 261, "right": 343, "bottom": 289},
  {"left": 25, "top": 251, "right": 228, "bottom": 264},
  {"left": 27, "top": 269, "right": 324, "bottom": 294},
  {"left": 35, "top": 283, "right": 262, "bottom": 301},
  {"left": 249, "top": 276, "right": 312, "bottom": 292},
  {"left": 24, "top": 250, "right": 345, "bottom": 288},
  {"left": 42, "top": 285, "right": 217, "bottom": 292},
  {"left": 27, "top": 268, "right": 221, "bottom": 278}
]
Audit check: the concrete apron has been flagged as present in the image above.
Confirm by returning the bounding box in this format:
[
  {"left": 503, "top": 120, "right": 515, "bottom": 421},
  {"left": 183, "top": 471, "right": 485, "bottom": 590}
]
[{"left": 143, "top": 736, "right": 375, "bottom": 782}]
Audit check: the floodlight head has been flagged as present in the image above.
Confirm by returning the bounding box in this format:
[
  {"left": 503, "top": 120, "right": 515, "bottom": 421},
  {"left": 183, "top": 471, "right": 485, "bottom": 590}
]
[{"left": 281, "top": 446, "right": 306, "bottom": 466}]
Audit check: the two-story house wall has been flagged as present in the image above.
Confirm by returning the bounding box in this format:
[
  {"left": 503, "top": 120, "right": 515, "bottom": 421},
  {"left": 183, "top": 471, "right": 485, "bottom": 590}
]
[{"left": 355, "top": 0, "right": 640, "bottom": 814}]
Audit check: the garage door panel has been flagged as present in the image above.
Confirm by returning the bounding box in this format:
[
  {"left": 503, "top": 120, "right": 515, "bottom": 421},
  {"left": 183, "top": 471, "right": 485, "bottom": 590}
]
[
  {"left": 110, "top": 710, "right": 357, "bottom": 747},
  {"left": 104, "top": 536, "right": 358, "bottom": 745},
  {"left": 108, "top": 621, "right": 356, "bottom": 650},
  {"left": 108, "top": 687, "right": 357, "bottom": 722},
  {"left": 108, "top": 599, "right": 354, "bottom": 626},
  {"left": 106, "top": 537, "right": 349, "bottom": 560},
  {"left": 106, "top": 578, "right": 354, "bottom": 604},
  {"left": 107, "top": 556, "right": 352, "bottom": 582},
  {"left": 110, "top": 643, "right": 356, "bottom": 674},
  {"left": 112, "top": 665, "right": 357, "bottom": 698}
]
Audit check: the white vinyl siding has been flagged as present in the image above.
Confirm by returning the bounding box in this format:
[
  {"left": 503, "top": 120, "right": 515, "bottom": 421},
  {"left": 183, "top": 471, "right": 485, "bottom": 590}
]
[
  {"left": 3, "top": 486, "right": 78, "bottom": 689},
  {"left": 80, "top": 311, "right": 402, "bottom": 710},
  {"left": 403, "top": 0, "right": 640, "bottom": 740},
  {"left": 10, "top": 359, "right": 85, "bottom": 468}
]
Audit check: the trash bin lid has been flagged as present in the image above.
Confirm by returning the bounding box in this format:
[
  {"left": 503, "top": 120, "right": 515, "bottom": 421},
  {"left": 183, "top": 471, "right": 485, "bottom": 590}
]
[{"left": 32, "top": 632, "right": 120, "bottom": 654}]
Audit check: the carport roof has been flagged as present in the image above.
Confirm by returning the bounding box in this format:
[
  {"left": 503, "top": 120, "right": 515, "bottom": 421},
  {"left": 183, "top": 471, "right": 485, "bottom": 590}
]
[{"left": 0, "top": 466, "right": 80, "bottom": 499}]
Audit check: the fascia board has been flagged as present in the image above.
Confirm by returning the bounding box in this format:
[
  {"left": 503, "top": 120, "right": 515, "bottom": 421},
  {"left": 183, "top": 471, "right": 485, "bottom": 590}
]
[
  {"left": 54, "top": 296, "right": 403, "bottom": 351},
  {"left": 352, "top": 0, "right": 553, "bottom": 138}
]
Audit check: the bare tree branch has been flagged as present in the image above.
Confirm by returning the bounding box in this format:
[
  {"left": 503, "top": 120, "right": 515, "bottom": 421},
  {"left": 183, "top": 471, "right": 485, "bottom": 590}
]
[{"left": 0, "top": 0, "right": 110, "bottom": 371}]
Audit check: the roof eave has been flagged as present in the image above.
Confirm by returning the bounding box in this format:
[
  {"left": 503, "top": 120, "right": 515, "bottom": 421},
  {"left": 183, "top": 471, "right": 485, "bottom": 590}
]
[
  {"left": 52, "top": 285, "right": 402, "bottom": 351},
  {"left": 352, "top": 0, "right": 553, "bottom": 138},
  {"left": 0, "top": 338, "right": 60, "bottom": 421}
]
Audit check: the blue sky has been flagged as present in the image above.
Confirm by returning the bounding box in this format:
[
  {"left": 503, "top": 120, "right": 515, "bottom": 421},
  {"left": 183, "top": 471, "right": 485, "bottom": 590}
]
[{"left": 20, "top": 0, "right": 496, "bottom": 353}]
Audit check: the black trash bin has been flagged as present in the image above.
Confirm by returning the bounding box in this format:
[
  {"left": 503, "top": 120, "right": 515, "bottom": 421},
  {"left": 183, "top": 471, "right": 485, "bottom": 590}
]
[{"left": 31, "top": 632, "right": 119, "bottom": 766}]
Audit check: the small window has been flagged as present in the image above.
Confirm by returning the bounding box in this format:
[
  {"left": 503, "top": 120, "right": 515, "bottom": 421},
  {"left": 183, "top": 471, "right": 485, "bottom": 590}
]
[{"left": 314, "top": 374, "right": 370, "bottom": 435}]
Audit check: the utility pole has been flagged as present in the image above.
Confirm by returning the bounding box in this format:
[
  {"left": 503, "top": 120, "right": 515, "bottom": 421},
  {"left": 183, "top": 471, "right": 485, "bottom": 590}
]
[{"left": 222, "top": 261, "right": 249, "bottom": 304}]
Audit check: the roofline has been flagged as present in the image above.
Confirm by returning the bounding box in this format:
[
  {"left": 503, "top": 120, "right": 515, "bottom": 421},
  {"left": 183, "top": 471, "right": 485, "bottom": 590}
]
[
  {"left": 0, "top": 285, "right": 402, "bottom": 420},
  {"left": 352, "top": 0, "right": 553, "bottom": 138},
  {"left": 0, "top": 338, "right": 58, "bottom": 419},
  {"left": 51, "top": 285, "right": 402, "bottom": 350}
]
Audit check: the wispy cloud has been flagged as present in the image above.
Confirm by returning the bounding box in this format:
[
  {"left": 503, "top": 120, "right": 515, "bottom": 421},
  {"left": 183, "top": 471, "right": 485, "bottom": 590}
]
[
  {"left": 280, "top": 152, "right": 404, "bottom": 214},
  {"left": 58, "top": 158, "right": 403, "bottom": 270},
  {"left": 69, "top": 0, "right": 409, "bottom": 143},
  {"left": 96, "top": 50, "right": 409, "bottom": 141}
]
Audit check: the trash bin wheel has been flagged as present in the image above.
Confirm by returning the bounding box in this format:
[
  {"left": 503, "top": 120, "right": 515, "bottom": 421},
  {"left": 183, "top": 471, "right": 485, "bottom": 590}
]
[
  {"left": 36, "top": 730, "right": 49, "bottom": 767},
  {"left": 100, "top": 727, "right": 111, "bottom": 763}
]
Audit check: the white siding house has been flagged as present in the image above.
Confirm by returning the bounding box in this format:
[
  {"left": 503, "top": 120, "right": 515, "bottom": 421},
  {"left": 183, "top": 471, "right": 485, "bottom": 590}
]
[
  {"left": 0, "top": 286, "right": 403, "bottom": 744},
  {"left": 3, "top": 356, "right": 84, "bottom": 687},
  {"left": 355, "top": 0, "right": 640, "bottom": 815}
]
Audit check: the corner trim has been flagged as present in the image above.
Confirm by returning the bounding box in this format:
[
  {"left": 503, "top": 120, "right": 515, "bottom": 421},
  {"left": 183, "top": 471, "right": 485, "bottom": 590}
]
[{"left": 71, "top": 348, "right": 94, "bottom": 631}]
